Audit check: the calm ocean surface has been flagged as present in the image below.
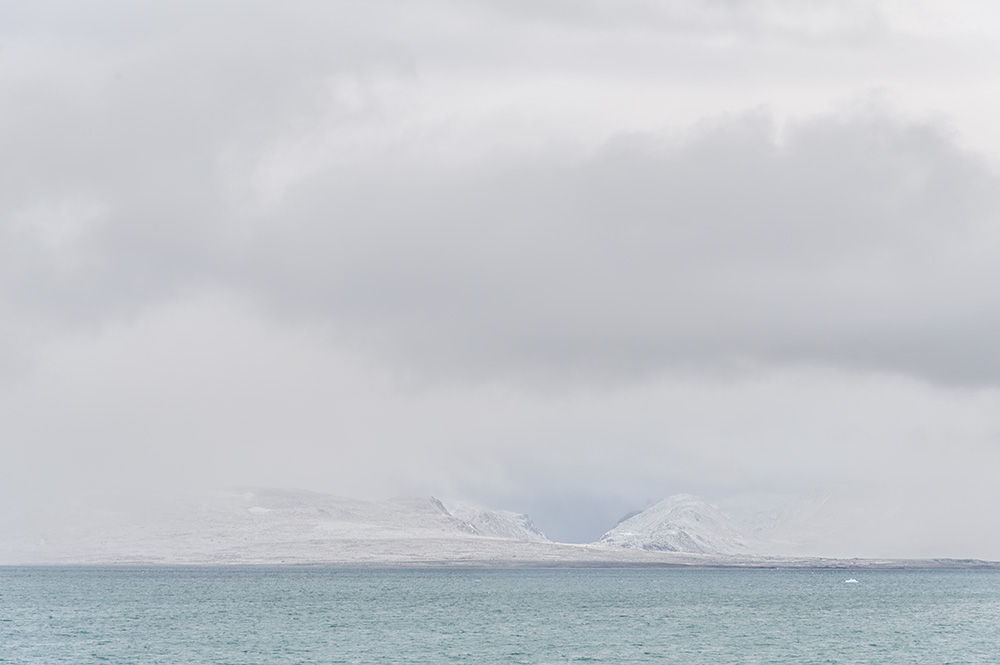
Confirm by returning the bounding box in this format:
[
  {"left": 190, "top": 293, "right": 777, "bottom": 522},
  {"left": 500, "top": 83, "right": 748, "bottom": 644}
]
[{"left": 1, "top": 567, "right": 998, "bottom": 664}]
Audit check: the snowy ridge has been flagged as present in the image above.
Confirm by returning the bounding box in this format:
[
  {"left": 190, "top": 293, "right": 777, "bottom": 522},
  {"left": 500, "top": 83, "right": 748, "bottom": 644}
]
[{"left": 439, "top": 499, "right": 549, "bottom": 542}]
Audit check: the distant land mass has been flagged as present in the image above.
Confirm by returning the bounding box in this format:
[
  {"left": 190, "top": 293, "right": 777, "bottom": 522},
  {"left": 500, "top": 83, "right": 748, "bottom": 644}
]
[{"left": 1, "top": 487, "right": 996, "bottom": 568}]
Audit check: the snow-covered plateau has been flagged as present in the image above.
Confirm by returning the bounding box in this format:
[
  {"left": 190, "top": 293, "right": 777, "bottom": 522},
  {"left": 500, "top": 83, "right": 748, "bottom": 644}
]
[{"left": 1, "top": 487, "right": 995, "bottom": 568}]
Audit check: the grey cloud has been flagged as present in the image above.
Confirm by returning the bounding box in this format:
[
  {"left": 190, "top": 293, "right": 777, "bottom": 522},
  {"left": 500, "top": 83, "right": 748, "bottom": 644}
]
[
  {"left": 1, "top": 0, "right": 410, "bottom": 359},
  {"left": 3, "top": 1, "right": 999, "bottom": 390},
  {"left": 231, "top": 110, "right": 1000, "bottom": 386},
  {"left": 6, "top": 94, "right": 1000, "bottom": 387}
]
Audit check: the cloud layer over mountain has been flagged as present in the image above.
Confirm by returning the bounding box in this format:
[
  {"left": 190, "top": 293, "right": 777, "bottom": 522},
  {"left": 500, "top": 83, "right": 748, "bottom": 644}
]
[{"left": 3, "top": 0, "right": 1000, "bottom": 550}]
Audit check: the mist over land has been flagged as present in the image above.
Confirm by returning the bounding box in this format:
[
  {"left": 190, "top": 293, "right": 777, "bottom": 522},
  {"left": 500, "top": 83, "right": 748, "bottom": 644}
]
[
  {"left": 3, "top": 487, "right": 997, "bottom": 567},
  {"left": 3, "top": 1, "right": 1000, "bottom": 560}
]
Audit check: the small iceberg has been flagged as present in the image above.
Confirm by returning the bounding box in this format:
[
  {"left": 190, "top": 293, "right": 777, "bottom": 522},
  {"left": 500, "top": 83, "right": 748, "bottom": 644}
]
[{"left": 844, "top": 578, "right": 859, "bottom": 584}]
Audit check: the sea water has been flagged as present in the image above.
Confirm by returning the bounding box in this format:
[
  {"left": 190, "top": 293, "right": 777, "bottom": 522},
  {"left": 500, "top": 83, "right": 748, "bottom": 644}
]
[{"left": 1, "top": 567, "right": 998, "bottom": 664}]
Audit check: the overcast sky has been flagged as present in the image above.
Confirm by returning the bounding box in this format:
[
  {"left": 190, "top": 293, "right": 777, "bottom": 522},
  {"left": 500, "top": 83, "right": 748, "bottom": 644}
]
[{"left": 3, "top": 0, "right": 1000, "bottom": 551}]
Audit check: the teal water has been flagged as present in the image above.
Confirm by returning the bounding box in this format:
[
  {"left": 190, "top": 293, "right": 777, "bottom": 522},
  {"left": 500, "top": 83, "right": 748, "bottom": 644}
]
[{"left": 1, "top": 567, "right": 998, "bottom": 664}]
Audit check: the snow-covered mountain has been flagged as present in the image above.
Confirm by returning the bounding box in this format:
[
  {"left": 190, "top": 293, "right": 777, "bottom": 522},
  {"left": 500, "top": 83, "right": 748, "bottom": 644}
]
[
  {"left": 0, "top": 488, "right": 555, "bottom": 565},
  {"left": 12, "top": 487, "right": 799, "bottom": 567},
  {"left": 596, "top": 494, "right": 755, "bottom": 554},
  {"left": 593, "top": 486, "right": 986, "bottom": 560}
]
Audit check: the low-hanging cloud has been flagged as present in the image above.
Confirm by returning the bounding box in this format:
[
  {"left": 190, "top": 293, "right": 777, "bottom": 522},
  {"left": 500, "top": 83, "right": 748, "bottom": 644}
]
[{"left": 233, "top": 109, "right": 1000, "bottom": 386}]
